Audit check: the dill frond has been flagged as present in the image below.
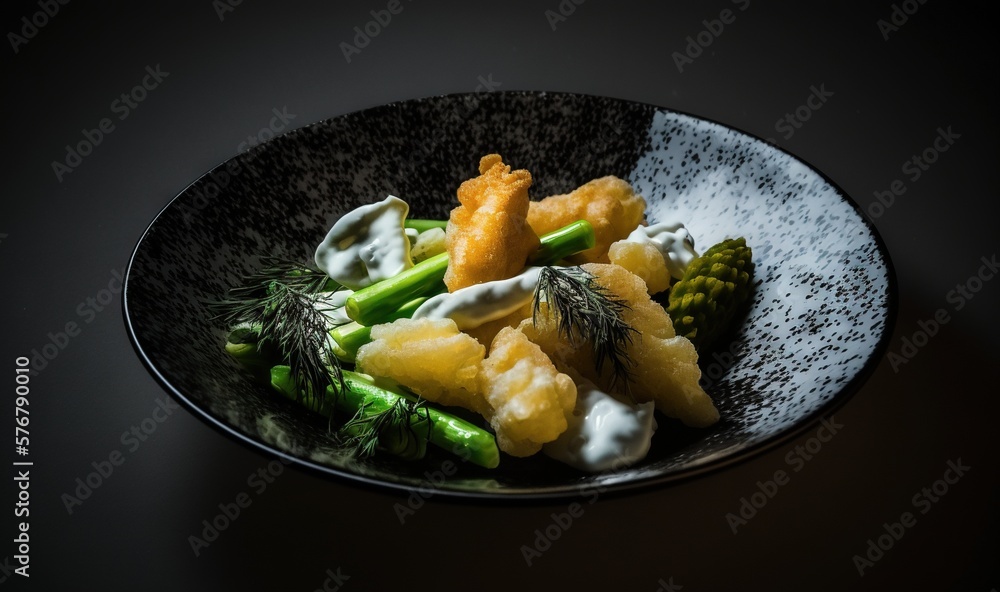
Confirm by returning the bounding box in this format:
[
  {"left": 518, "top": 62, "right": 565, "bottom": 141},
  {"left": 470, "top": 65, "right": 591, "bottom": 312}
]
[
  {"left": 340, "top": 397, "right": 432, "bottom": 461},
  {"left": 208, "top": 257, "right": 347, "bottom": 405},
  {"left": 532, "top": 266, "right": 638, "bottom": 391}
]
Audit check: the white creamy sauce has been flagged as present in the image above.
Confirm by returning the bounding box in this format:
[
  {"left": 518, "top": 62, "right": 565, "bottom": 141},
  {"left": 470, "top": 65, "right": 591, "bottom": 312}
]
[
  {"left": 411, "top": 267, "right": 542, "bottom": 330},
  {"left": 624, "top": 221, "right": 698, "bottom": 279},
  {"left": 314, "top": 195, "right": 414, "bottom": 290},
  {"left": 544, "top": 380, "right": 656, "bottom": 472}
]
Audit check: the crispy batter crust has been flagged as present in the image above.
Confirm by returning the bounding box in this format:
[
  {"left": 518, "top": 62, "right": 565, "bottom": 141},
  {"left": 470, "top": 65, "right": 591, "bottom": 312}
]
[{"left": 444, "top": 154, "right": 540, "bottom": 291}]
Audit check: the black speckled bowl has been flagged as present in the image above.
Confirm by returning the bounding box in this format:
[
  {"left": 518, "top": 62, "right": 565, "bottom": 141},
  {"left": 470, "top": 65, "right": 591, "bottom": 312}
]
[{"left": 124, "top": 91, "right": 896, "bottom": 501}]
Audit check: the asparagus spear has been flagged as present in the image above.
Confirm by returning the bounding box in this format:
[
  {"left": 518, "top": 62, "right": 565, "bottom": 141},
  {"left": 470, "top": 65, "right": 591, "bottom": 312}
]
[
  {"left": 345, "top": 219, "right": 595, "bottom": 326},
  {"left": 404, "top": 219, "right": 448, "bottom": 233},
  {"left": 331, "top": 297, "right": 428, "bottom": 361},
  {"left": 270, "top": 366, "right": 500, "bottom": 469}
]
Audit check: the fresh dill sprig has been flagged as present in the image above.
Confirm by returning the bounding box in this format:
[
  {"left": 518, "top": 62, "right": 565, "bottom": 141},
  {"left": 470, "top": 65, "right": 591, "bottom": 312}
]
[
  {"left": 340, "top": 397, "right": 432, "bottom": 461},
  {"left": 211, "top": 258, "right": 439, "bottom": 462},
  {"left": 208, "top": 257, "right": 347, "bottom": 406},
  {"left": 532, "top": 266, "right": 638, "bottom": 390}
]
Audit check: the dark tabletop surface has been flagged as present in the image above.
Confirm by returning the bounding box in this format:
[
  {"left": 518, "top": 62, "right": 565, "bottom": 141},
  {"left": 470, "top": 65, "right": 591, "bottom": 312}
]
[{"left": 2, "top": 1, "right": 997, "bottom": 590}]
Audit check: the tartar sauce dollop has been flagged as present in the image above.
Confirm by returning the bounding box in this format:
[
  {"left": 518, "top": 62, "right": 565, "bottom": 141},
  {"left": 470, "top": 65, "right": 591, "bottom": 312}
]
[
  {"left": 623, "top": 221, "right": 698, "bottom": 279},
  {"left": 412, "top": 267, "right": 542, "bottom": 330},
  {"left": 314, "top": 195, "right": 414, "bottom": 290},
  {"left": 544, "top": 379, "right": 656, "bottom": 472}
]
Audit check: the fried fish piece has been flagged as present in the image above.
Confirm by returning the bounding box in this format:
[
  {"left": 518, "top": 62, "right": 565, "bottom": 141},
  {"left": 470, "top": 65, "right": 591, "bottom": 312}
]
[
  {"left": 518, "top": 263, "right": 719, "bottom": 429},
  {"left": 444, "top": 154, "right": 541, "bottom": 291},
  {"left": 527, "top": 176, "right": 646, "bottom": 264}
]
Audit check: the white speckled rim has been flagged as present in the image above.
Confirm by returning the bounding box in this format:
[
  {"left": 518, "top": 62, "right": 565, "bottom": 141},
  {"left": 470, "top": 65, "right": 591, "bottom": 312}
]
[{"left": 124, "top": 91, "right": 897, "bottom": 502}]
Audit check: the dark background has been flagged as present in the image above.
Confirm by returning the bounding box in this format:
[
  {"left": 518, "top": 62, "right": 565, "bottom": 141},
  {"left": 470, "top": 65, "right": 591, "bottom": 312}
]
[{"left": 2, "top": 1, "right": 998, "bottom": 590}]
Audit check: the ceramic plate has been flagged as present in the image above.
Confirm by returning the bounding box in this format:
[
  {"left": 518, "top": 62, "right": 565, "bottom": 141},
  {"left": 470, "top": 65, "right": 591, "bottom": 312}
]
[{"left": 124, "top": 91, "right": 896, "bottom": 500}]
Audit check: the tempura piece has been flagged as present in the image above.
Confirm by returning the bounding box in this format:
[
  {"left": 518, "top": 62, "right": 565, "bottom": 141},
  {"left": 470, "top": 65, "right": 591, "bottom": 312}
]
[
  {"left": 608, "top": 240, "right": 672, "bottom": 295},
  {"left": 444, "top": 154, "right": 540, "bottom": 291},
  {"left": 479, "top": 327, "right": 577, "bottom": 457},
  {"left": 518, "top": 263, "right": 718, "bottom": 428},
  {"left": 355, "top": 317, "right": 488, "bottom": 415},
  {"left": 527, "top": 176, "right": 646, "bottom": 264}
]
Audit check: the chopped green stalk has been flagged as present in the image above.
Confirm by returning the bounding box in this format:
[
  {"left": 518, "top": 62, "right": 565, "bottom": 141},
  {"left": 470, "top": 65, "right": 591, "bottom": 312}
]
[
  {"left": 350, "top": 373, "right": 499, "bottom": 469},
  {"left": 270, "top": 365, "right": 430, "bottom": 460},
  {"left": 270, "top": 366, "right": 500, "bottom": 468},
  {"left": 332, "top": 297, "right": 428, "bottom": 360},
  {"left": 404, "top": 219, "right": 448, "bottom": 233},
  {"left": 328, "top": 338, "right": 354, "bottom": 364},
  {"left": 225, "top": 326, "right": 280, "bottom": 382},
  {"left": 346, "top": 220, "right": 595, "bottom": 326},
  {"left": 329, "top": 322, "right": 364, "bottom": 362},
  {"left": 224, "top": 326, "right": 263, "bottom": 361},
  {"left": 527, "top": 220, "right": 595, "bottom": 266},
  {"left": 346, "top": 252, "right": 449, "bottom": 326},
  {"left": 269, "top": 364, "right": 333, "bottom": 415}
]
